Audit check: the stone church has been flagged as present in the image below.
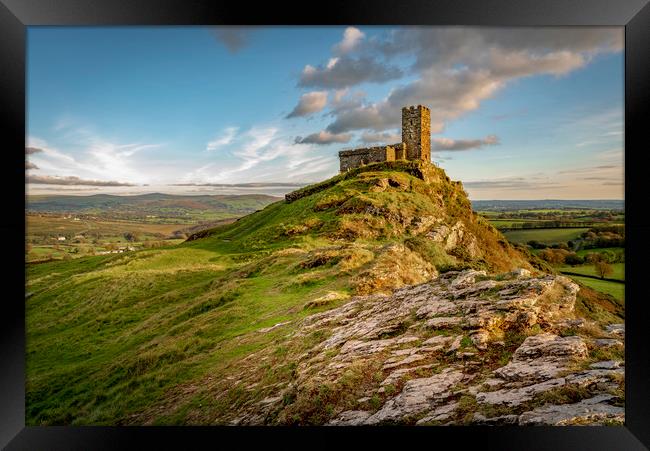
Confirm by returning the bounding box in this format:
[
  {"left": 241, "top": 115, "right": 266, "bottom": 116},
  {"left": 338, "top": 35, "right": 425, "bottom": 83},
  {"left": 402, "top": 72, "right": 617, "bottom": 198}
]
[{"left": 338, "top": 105, "right": 431, "bottom": 172}]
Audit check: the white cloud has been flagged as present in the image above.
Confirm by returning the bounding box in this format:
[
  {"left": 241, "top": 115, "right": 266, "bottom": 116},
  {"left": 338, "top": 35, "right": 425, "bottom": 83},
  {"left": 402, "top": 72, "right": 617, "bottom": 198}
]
[
  {"left": 27, "top": 131, "right": 162, "bottom": 186},
  {"left": 333, "top": 27, "right": 365, "bottom": 55},
  {"left": 286, "top": 91, "right": 328, "bottom": 118},
  {"left": 298, "top": 56, "right": 402, "bottom": 89},
  {"left": 298, "top": 27, "right": 622, "bottom": 136},
  {"left": 207, "top": 127, "right": 238, "bottom": 150}
]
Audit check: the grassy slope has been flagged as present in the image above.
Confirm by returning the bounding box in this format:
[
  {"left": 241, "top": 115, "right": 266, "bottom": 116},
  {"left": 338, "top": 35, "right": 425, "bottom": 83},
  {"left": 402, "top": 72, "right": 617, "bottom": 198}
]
[
  {"left": 559, "top": 262, "right": 624, "bottom": 281},
  {"left": 502, "top": 228, "right": 589, "bottom": 245},
  {"left": 25, "top": 161, "right": 533, "bottom": 425},
  {"left": 570, "top": 276, "right": 625, "bottom": 301}
]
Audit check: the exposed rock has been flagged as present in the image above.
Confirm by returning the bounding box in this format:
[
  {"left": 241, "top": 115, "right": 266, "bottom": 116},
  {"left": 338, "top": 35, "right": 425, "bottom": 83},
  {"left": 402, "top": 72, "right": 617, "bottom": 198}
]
[
  {"left": 593, "top": 338, "right": 623, "bottom": 348},
  {"left": 383, "top": 353, "right": 427, "bottom": 370},
  {"left": 511, "top": 268, "right": 531, "bottom": 278},
  {"left": 416, "top": 299, "right": 458, "bottom": 318},
  {"left": 477, "top": 377, "right": 566, "bottom": 407},
  {"left": 518, "top": 394, "right": 624, "bottom": 425},
  {"left": 493, "top": 334, "right": 588, "bottom": 384},
  {"left": 449, "top": 269, "right": 487, "bottom": 289},
  {"left": 590, "top": 360, "right": 622, "bottom": 370},
  {"left": 416, "top": 402, "right": 459, "bottom": 425},
  {"left": 473, "top": 413, "right": 520, "bottom": 425},
  {"left": 426, "top": 316, "right": 464, "bottom": 329},
  {"left": 422, "top": 335, "right": 455, "bottom": 348},
  {"left": 408, "top": 215, "right": 442, "bottom": 235},
  {"left": 381, "top": 364, "right": 435, "bottom": 387},
  {"left": 470, "top": 330, "right": 491, "bottom": 350},
  {"left": 327, "top": 410, "right": 372, "bottom": 426},
  {"left": 365, "top": 368, "right": 465, "bottom": 424},
  {"left": 229, "top": 270, "right": 623, "bottom": 425},
  {"left": 605, "top": 323, "right": 625, "bottom": 336}
]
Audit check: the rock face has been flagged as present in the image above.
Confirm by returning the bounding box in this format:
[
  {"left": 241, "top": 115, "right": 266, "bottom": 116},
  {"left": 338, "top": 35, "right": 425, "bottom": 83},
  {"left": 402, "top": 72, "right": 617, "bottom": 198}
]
[
  {"left": 427, "top": 221, "right": 482, "bottom": 259},
  {"left": 518, "top": 394, "right": 624, "bottom": 425},
  {"left": 221, "top": 270, "right": 624, "bottom": 426}
]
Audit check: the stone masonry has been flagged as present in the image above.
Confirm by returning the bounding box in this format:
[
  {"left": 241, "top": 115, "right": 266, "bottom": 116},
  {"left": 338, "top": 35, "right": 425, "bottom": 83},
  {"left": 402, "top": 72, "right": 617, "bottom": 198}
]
[{"left": 339, "top": 105, "right": 431, "bottom": 172}]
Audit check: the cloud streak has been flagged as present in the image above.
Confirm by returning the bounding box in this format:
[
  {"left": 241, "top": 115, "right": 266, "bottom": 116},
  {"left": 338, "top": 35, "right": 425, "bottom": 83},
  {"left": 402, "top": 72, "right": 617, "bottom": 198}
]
[
  {"left": 294, "top": 131, "right": 352, "bottom": 145},
  {"left": 27, "top": 175, "right": 136, "bottom": 186},
  {"left": 207, "top": 127, "right": 238, "bottom": 151},
  {"left": 432, "top": 135, "right": 499, "bottom": 151}
]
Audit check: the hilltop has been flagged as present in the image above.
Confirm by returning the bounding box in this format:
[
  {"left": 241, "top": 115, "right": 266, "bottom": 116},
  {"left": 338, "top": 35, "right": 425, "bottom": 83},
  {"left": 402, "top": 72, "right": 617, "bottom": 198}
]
[{"left": 25, "top": 161, "right": 624, "bottom": 425}]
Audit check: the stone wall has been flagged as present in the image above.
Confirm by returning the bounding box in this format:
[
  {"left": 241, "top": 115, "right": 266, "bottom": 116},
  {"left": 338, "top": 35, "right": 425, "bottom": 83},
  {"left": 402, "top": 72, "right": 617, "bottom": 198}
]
[
  {"left": 402, "top": 105, "right": 431, "bottom": 162},
  {"left": 336, "top": 104, "right": 430, "bottom": 172},
  {"left": 339, "top": 144, "right": 400, "bottom": 172}
]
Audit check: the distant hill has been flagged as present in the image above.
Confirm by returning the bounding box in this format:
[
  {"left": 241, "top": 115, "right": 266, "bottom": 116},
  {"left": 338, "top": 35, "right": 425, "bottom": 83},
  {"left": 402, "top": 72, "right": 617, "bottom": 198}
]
[
  {"left": 471, "top": 199, "right": 624, "bottom": 211},
  {"left": 26, "top": 193, "right": 282, "bottom": 222}
]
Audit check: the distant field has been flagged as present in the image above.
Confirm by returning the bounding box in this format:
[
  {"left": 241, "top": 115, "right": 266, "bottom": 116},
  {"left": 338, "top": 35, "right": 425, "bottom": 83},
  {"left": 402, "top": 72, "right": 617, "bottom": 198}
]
[
  {"left": 576, "top": 247, "right": 624, "bottom": 257},
  {"left": 27, "top": 215, "right": 188, "bottom": 238},
  {"left": 560, "top": 262, "right": 624, "bottom": 281},
  {"left": 26, "top": 215, "right": 192, "bottom": 262},
  {"left": 25, "top": 193, "right": 282, "bottom": 263},
  {"left": 27, "top": 193, "right": 281, "bottom": 223},
  {"left": 502, "top": 228, "right": 589, "bottom": 245},
  {"left": 488, "top": 219, "right": 547, "bottom": 227},
  {"left": 569, "top": 275, "right": 625, "bottom": 301}
]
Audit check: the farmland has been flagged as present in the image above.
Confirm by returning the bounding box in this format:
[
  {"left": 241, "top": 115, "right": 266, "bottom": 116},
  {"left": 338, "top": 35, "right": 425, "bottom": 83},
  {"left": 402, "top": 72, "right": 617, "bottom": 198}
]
[
  {"left": 26, "top": 194, "right": 281, "bottom": 262},
  {"left": 501, "top": 228, "right": 590, "bottom": 245},
  {"left": 476, "top": 201, "right": 625, "bottom": 302}
]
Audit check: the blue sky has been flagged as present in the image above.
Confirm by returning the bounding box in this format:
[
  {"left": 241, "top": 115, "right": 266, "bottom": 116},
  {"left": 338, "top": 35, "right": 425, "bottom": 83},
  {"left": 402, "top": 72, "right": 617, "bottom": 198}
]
[{"left": 26, "top": 26, "right": 624, "bottom": 199}]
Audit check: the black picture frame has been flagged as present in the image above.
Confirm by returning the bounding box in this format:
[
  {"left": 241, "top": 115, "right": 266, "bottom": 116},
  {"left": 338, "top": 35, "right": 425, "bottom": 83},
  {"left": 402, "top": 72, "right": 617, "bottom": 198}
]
[{"left": 2, "top": 0, "right": 649, "bottom": 449}]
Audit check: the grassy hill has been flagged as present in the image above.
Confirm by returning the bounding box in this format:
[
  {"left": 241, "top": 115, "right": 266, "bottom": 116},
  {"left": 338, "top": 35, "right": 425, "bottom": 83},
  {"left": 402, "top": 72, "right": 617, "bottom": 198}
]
[{"left": 26, "top": 161, "right": 544, "bottom": 425}]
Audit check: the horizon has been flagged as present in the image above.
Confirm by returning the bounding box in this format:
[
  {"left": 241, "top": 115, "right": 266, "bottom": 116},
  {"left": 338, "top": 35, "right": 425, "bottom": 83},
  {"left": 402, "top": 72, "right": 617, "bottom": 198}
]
[
  {"left": 25, "top": 188, "right": 625, "bottom": 203},
  {"left": 26, "top": 26, "right": 624, "bottom": 200}
]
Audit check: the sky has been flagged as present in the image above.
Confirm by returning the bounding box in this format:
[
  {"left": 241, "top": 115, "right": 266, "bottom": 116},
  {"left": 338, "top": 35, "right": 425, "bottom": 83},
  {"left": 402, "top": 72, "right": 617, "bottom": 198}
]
[{"left": 26, "top": 26, "right": 624, "bottom": 199}]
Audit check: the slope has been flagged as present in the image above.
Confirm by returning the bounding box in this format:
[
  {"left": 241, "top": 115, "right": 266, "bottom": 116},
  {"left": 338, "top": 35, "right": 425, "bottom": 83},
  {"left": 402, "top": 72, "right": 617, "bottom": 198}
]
[{"left": 26, "top": 161, "right": 618, "bottom": 426}]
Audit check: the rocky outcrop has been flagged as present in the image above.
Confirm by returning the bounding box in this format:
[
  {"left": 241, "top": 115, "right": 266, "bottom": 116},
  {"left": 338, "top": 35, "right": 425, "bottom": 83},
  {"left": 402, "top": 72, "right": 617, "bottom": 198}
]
[
  {"left": 518, "top": 394, "right": 624, "bottom": 425},
  {"left": 427, "top": 221, "right": 482, "bottom": 259},
  {"left": 224, "top": 270, "right": 624, "bottom": 426}
]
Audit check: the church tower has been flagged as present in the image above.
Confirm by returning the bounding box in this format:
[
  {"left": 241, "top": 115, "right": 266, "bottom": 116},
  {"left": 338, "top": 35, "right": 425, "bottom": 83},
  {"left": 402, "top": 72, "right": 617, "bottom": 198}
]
[{"left": 401, "top": 105, "right": 431, "bottom": 162}]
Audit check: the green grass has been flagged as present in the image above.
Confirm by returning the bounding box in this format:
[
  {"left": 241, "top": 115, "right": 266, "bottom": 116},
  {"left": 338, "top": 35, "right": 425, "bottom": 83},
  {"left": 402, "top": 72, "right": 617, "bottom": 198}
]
[
  {"left": 26, "top": 241, "right": 353, "bottom": 425},
  {"left": 575, "top": 247, "right": 624, "bottom": 257},
  {"left": 569, "top": 275, "right": 625, "bottom": 301},
  {"left": 559, "top": 263, "right": 624, "bottom": 281},
  {"left": 502, "top": 228, "right": 589, "bottom": 245},
  {"left": 24, "top": 162, "right": 534, "bottom": 425}
]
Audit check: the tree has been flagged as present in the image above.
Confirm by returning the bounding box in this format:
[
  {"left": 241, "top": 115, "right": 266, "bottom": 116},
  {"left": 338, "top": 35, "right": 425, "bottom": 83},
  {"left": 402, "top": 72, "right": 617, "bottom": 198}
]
[
  {"left": 538, "top": 248, "right": 569, "bottom": 265},
  {"left": 564, "top": 252, "right": 584, "bottom": 266},
  {"left": 585, "top": 252, "right": 603, "bottom": 263},
  {"left": 594, "top": 261, "right": 614, "bottom": 279},
  {"left": 123, "top": 232, "right": 139, "bottom": 242}
]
